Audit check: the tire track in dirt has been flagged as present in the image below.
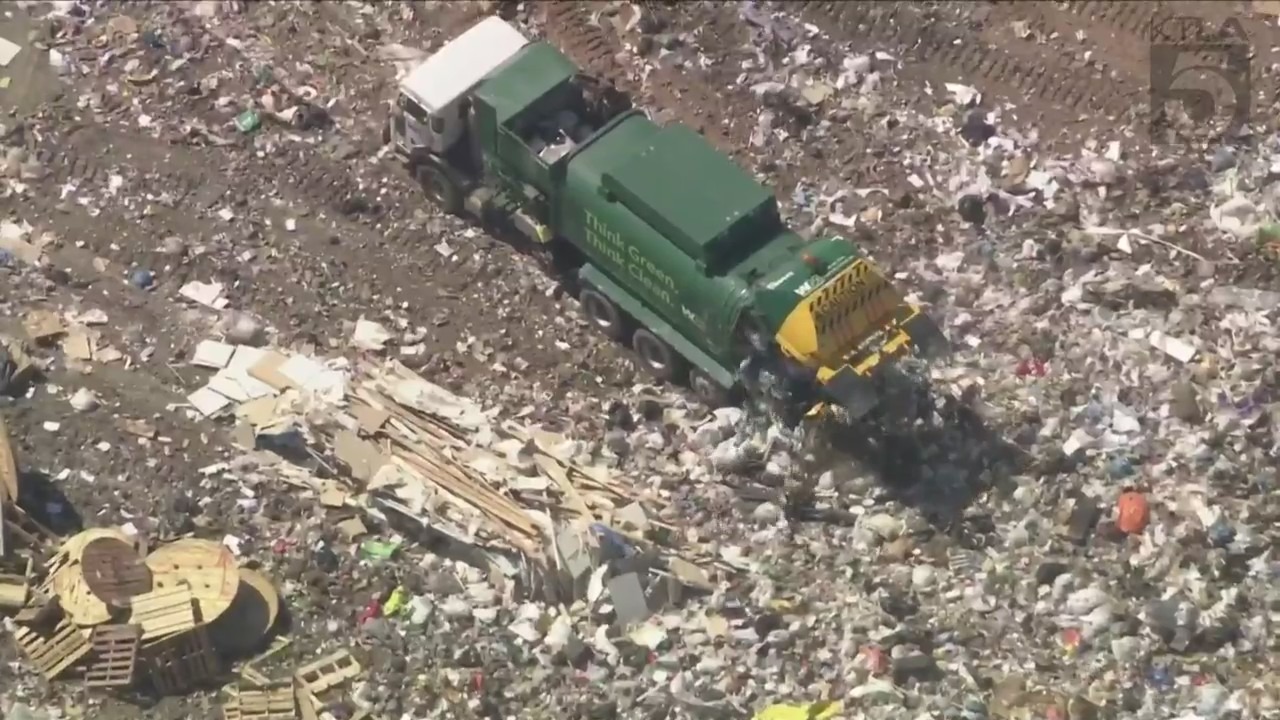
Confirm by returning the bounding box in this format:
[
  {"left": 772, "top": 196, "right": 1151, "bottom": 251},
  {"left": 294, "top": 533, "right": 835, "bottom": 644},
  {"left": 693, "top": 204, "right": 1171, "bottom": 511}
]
[
  {"left": 1062, "top": 0, "right": 1167, "bottom": 36},
  {"left": 33, "top": 121, "right": 223, "bottom": 216},
  {"left": 539, "top": 1, "right": 891, "bottom": 197},
  {"left": 798, "top": 1, "right": 1139, "bottom": 129},
  {"left": 39, "top": 112, "right": 398, "bottom": 244},
  {"left": 539, "top": 2, "right": 633, "bottom": 89},
  {"left": 30, "top": 96, "right": 644, "bottom": 390},
  {"left": 982, "top": 0, "right": 1165, "bottom": 58},
  {"left": 975, "top": 0, "right": 1161, "bottom": 126},
  {"left": 982, "top": 1, "right": 1279, "bottom": 142},
  {"left": 27, "top": 109, "right": 343, "bottom": 328},
  {"left": 32, "top": 106, "right": 420, "bottom": 310}
]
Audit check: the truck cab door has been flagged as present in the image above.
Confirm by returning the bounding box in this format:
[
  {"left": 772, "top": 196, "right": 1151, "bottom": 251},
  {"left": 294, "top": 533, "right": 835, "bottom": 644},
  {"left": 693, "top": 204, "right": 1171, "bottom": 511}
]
[{"left": 399, "top": 95, "right": 438, "bottom": 153}]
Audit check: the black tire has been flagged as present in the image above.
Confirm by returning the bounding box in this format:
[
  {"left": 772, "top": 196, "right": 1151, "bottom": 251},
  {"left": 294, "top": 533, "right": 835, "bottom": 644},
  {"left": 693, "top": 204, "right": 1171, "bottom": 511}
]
[
  {"left": 579, "top": 287, "right": 625, "bottom": 341},
  {"left": 690, "top": 368, "right": 733, "bottom": 408},
  {"left": 416, "top": 159, "right": 463, "bottom": 215},
  {"left": 633, "top": 328, "right": 683, "bottom": 383}
]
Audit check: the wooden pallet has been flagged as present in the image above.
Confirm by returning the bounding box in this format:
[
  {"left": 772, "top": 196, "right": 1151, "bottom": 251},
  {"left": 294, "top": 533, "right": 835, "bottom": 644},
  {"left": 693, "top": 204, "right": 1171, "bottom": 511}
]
[
  {"left": 85, "top": 624, "right": 142, "bottom": 688},
  {"left": 0, "top": 556, "right": 32, "bottom": 609},
  {"left": 129, "top": 583, "right": 196, "bottom": 639},
  {"left": 294, "top": 651, "right": 361, "bottom": 696},
  {"left": 13, "top": 619, "right": 92, "bottom": 680},
  {"left": 223, "top": 679, "right": 297, "bottom": 720},
  {"left": 2, "top": 503, "right": 56, "bottom": 553},
  {"left": 143, "top": 624, "right": 221, "bottom": 695}
]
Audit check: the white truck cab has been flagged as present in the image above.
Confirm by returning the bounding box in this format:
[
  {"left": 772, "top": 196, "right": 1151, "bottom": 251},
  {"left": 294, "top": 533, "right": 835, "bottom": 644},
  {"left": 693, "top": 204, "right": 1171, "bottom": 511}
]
[{"left": 390, "top": 17, "right": 530, "bottom": 156}]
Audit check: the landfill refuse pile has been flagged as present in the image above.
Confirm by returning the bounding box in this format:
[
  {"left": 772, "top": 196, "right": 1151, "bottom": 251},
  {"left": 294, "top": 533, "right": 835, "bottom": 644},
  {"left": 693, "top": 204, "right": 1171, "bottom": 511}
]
[
  {"left": 6, "top": 530, "right": 259, "bottom": 692},
  {"left": 1, "top": 437, "right": 370, "bottom": 719},
  {"left": 182, "top": 336, "right": 721, "bottom": 606},
  {"left": 0, "top": 406, "right": 353, "bottom": 720}
]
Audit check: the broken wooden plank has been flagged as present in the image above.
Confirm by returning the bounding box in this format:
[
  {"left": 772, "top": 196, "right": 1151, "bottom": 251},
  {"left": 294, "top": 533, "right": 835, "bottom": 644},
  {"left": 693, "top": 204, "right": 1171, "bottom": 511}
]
[
  {"left": 0, "top": 414, "right": 19, "bottom": 557},
  {"left": 391, "top": 447, "right": 540, "bottom": 557},
  {"left": 533, "top": 453, "right": 592, "bottom": 520},
  {"left": 14, "top": 619, "right": 92, "bottom": 680}
]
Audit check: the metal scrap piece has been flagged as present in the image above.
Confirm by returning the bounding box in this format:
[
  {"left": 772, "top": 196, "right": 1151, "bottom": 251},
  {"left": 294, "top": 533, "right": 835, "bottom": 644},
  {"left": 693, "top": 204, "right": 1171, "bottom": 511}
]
[
  {"left": 13, "top": 618, "right": 93, "bottom": 680},
  {"left": 85, "top": 624, "right": 142, "bottom": 688}
]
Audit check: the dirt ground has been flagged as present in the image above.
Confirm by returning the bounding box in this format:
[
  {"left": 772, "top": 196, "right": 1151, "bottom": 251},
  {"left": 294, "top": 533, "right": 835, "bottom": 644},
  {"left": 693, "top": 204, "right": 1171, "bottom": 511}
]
[{"left": 1, "top": 1, "right": 1277, "bottom": 718}]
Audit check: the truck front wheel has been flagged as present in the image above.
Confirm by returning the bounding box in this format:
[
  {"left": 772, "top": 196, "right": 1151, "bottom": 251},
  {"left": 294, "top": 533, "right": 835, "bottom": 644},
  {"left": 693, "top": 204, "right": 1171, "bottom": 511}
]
[
  {"left": 416, "top": 159, "right": 463, "bottom": 215},
  {"left": 579, "top": 287, "right": 626, "bottom": 341},
  {"left": 633, "top": 329, "right": 684, "bottom": 383}
]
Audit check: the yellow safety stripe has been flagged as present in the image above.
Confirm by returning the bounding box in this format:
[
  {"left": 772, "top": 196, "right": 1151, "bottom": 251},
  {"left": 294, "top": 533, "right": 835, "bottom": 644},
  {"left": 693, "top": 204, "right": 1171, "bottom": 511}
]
[{"left": 813, "top": 267, "right": 899, "bottom": 364}]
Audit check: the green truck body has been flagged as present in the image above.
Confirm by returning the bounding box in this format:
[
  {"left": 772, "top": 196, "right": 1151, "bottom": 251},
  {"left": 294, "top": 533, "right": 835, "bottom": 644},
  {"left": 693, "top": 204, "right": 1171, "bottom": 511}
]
[{"left": 389, "top": 18, "right": 947, "bottom": 418}]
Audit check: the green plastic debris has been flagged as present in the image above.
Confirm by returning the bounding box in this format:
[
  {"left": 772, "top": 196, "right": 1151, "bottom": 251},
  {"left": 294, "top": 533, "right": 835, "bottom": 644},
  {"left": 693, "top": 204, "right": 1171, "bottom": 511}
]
[
  {"left": 359, "top": 539, "right": 400, "bottom": 561},
  {"left": 383, "top": 586, "right": 409, "bottom": 616},
  {"left": 235, "top": 109, "right": 261, "bottom": 134}
]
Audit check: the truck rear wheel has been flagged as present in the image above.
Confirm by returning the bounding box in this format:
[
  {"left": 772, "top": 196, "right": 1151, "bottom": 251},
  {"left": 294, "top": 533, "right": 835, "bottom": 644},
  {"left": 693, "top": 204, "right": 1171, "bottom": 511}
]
[
  {"left": 690, "top": 369, "right": 733, "bottom": 408},
  {"left": 579, "top": 287, "right": 625, "bottom": 341},
  {"left": 416, "top": 159, "right": 463, "bottom": 215},
  {"left": 633, "top": 329, "right": 683, "bottom": 383}
]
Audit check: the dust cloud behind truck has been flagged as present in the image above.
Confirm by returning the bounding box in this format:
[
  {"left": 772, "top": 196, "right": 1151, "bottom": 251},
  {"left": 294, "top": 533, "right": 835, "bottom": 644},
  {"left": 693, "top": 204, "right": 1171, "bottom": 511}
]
[{"left": 385, "top": 16, "right": 947, "bottom": 420}]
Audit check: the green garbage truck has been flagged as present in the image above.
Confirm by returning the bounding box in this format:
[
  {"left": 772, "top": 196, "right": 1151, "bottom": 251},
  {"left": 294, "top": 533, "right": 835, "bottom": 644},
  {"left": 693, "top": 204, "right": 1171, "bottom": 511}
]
[{"left": 385, "top": 16, "right": 947, "bottom": 419}]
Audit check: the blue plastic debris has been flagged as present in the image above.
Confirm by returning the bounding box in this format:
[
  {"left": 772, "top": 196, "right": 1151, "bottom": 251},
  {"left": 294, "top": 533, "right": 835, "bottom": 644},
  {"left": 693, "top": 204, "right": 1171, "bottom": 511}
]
[
  {"left": 0, "top": 345, "right": 14, "bottom": 396},
  {"left": 590, "top": 523, "right": 636, "bottom": 560},
  {"left": 1107, "top": 456, "right": 1135, "bottom": 479},
  {"left": 129, "top": 268, "right": 156, "bottom": 290},
  {"left": 141, "top": 29, "right": 166, "bottom": 51},
  {"left": 1207, "top": 518, "right": 1236, "bottom": 548},
  {"left": 1147, "top": 664, "right": 1175, "bottom": 691},
  {"left": 0, "top": 249, "right": 14, "bottom": 267}
]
